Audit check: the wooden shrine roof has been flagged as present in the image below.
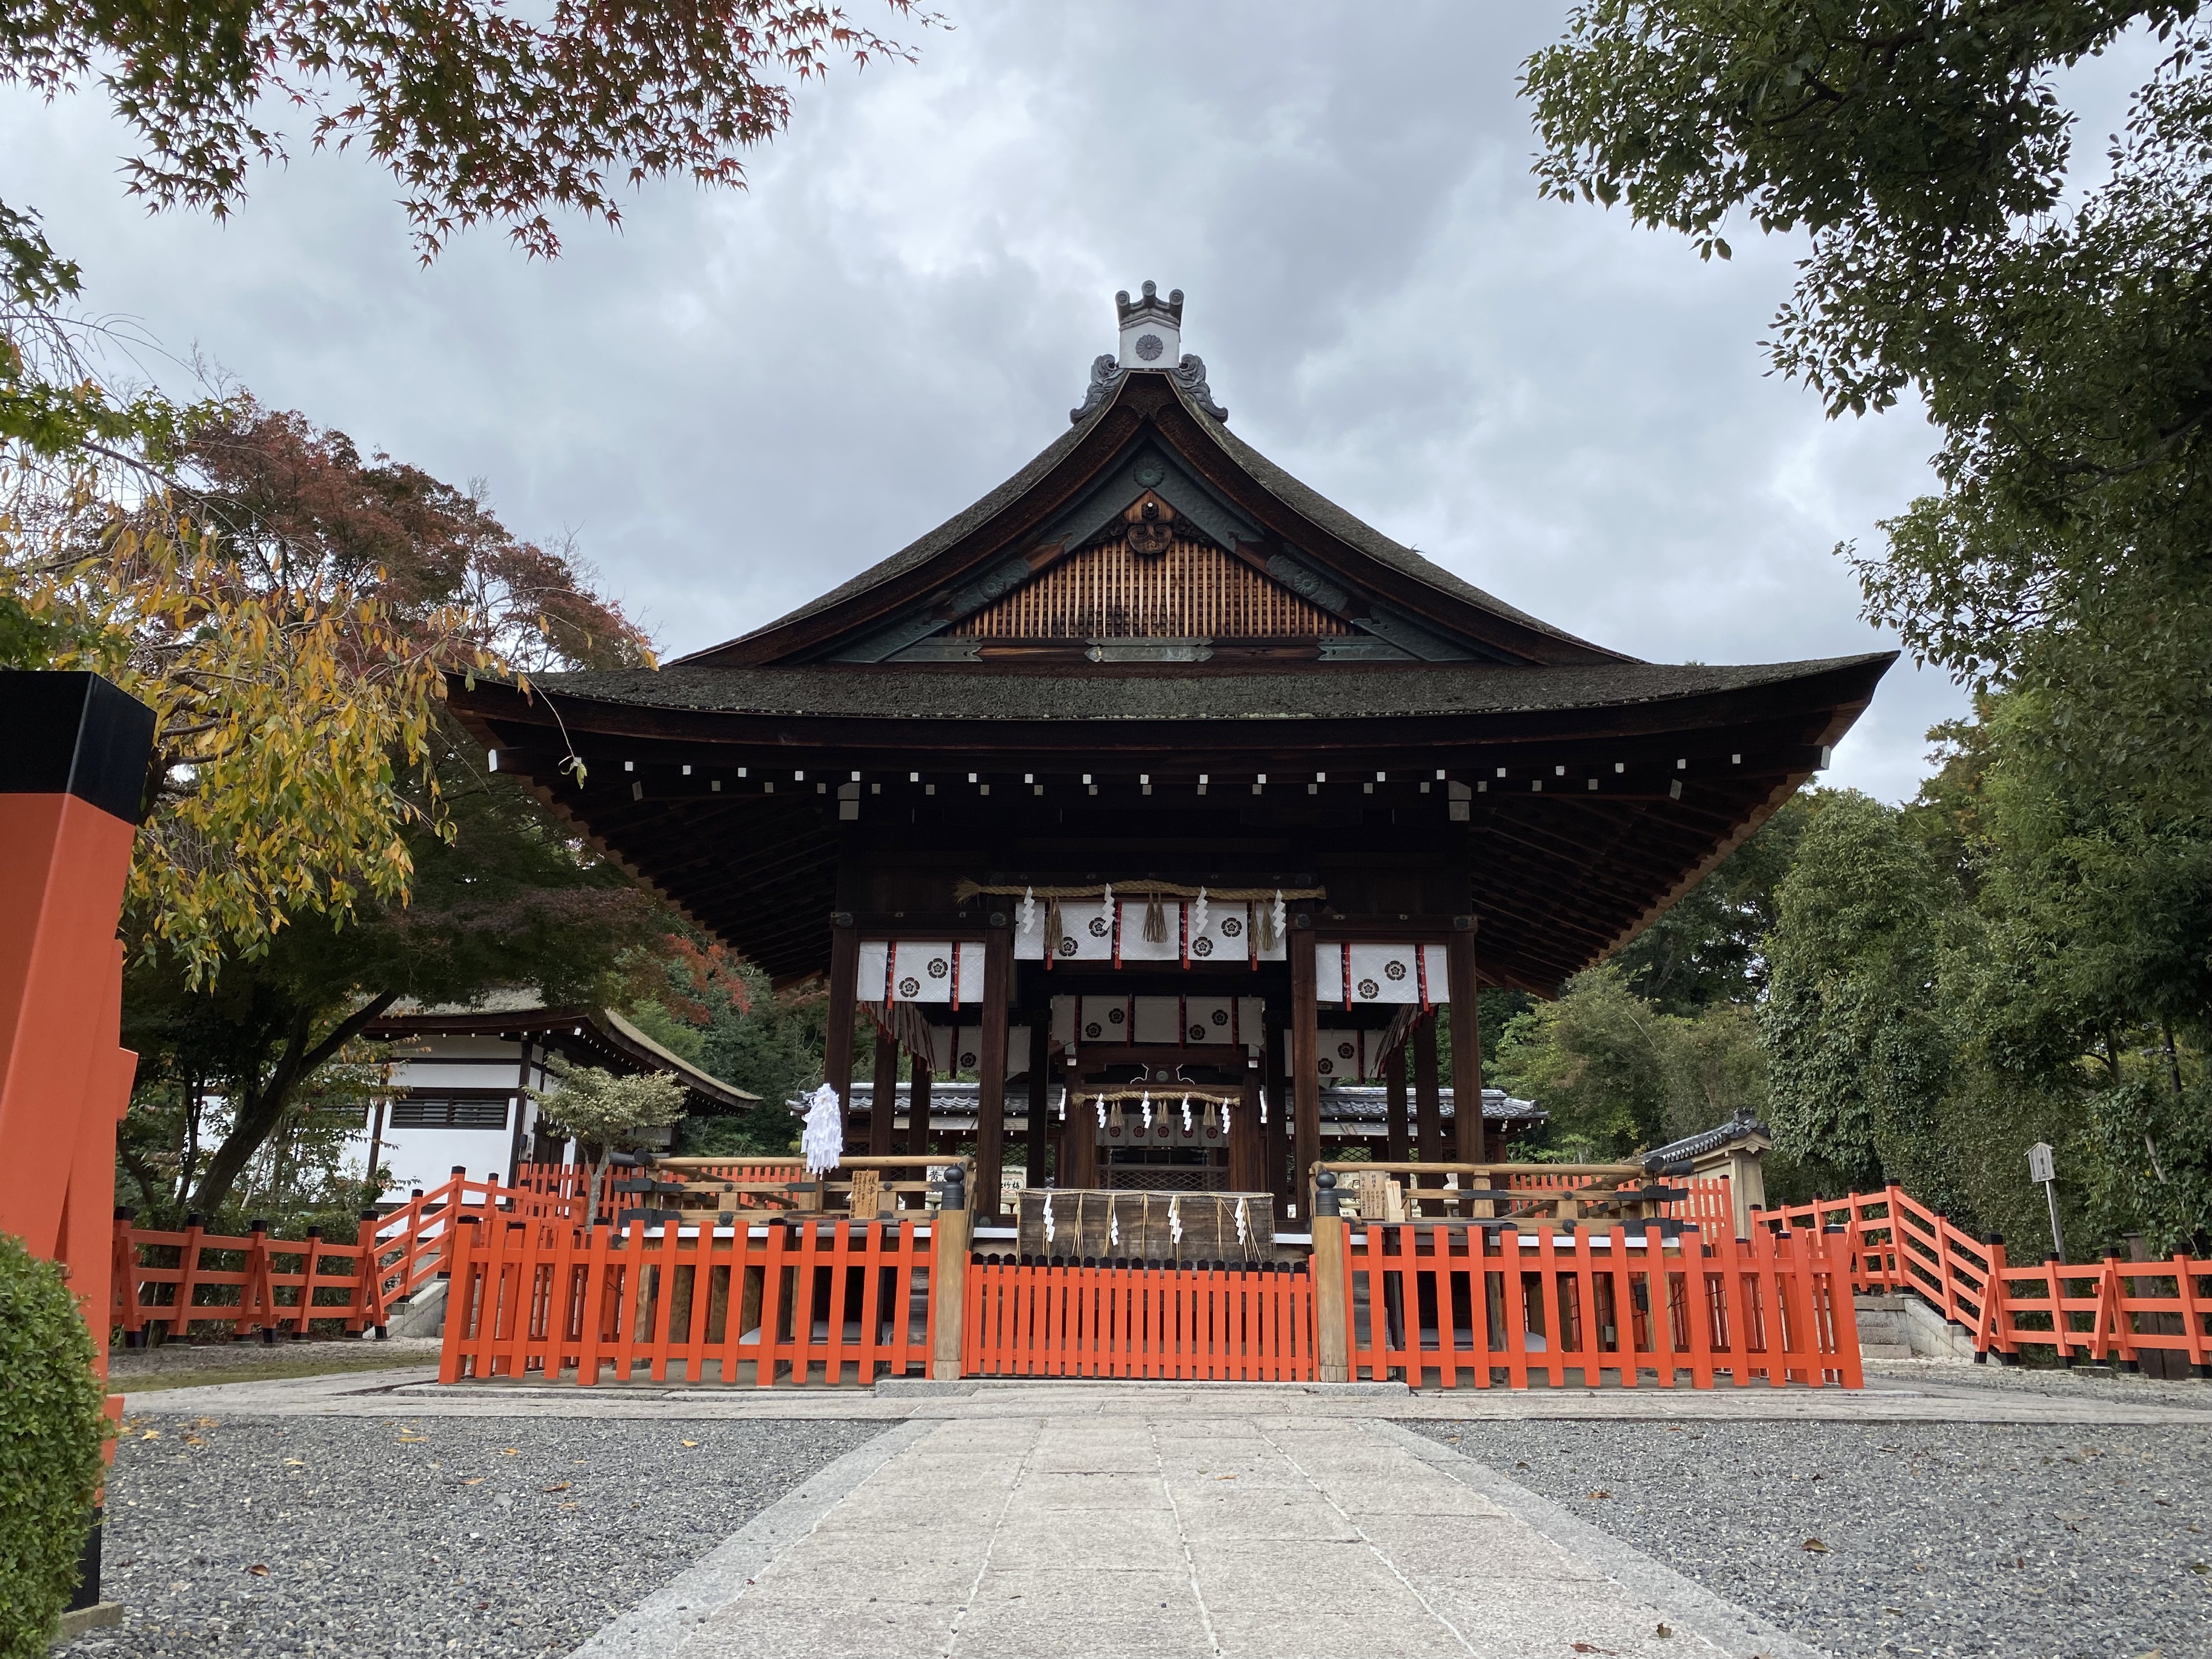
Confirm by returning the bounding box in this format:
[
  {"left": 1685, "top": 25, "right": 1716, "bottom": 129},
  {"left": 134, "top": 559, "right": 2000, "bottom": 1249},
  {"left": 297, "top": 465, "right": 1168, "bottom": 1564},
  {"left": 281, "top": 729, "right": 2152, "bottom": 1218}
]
[{"left": 447, "top": 341, "right": 1894, "bottom": 992}]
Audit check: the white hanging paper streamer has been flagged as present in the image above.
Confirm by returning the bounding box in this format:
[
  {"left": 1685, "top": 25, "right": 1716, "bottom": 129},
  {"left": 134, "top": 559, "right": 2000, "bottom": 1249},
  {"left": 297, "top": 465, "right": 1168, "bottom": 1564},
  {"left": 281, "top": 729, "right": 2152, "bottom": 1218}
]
[
  {"left": 1043, "top": 1195, "right": 1056, "bottom": 1246},
  {"left": 1018, "top": 885, "right": 1037, "bottom": 936},
  {"left": 1096, "top": 1097, "right": 1107, "bottom": 1128},
  {"left": 1222, "top": 1101, "right": 1233, "bottom": 1138},
  {"left": 1108, "top": 1200, "right": 1120, "bottom": 1249},
  {"left": 1058, "top": 1095, "right": 1067, "bottom": 1122},
  {"left": 1260, "top": 1091, "right": 1269, "bottom": 1126},
  {"left": 1235, "top": 1197, "right": 1250, "bottom": 1247},
  {"left": 1180, "top": 1094, "right": 1193, "bottom": 1134},
  {"left": 1271, "top": 888, "right": 1287, "bottom": 946},
  {"left": 1168, "top": 1195, "right": 1183, "bottom": 1246},
  {"left": 1140, "top": 1092, "right": 1152, "bottom": 1130},
  {"left": 1192, "top": 886, "right": 1209, "bottom": 937},
  {"left": 800, "top": 1082, "right": 843, "bottom": 1175}
]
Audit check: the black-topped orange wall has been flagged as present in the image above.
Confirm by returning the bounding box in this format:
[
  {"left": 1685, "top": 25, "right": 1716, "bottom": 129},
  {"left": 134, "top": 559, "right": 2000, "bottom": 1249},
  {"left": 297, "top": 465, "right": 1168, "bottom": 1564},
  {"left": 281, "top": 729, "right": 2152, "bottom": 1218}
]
[{"left": 0, "top": 672, "right": 155, "bottom": 1381}]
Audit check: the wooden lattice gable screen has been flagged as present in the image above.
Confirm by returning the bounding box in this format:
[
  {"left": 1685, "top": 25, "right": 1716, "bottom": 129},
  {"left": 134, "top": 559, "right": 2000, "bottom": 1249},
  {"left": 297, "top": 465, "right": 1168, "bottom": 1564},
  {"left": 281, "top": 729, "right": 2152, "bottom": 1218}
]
[
  {"left": 953, "top": 531, "right": 1352, "bottom": 640},
  {"left": 819, "top": 435, "right": 1493, "bottom": 665}
]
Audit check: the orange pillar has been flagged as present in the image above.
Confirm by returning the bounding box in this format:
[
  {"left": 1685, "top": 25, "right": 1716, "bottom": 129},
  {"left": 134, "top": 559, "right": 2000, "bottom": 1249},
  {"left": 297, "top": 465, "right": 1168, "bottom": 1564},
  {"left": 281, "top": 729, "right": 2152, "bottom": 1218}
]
[{"left": 0, "top": 671, "right": 155, "bottom": 1617}]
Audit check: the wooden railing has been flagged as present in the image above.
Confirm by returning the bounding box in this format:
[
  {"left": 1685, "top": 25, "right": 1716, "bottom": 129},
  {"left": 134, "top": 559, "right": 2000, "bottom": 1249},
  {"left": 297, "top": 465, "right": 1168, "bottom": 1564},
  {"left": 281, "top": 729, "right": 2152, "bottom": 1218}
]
[
  {"left": 439, "top": 1212, "right": 951, "bottom": 1386},
  {"left": 962, "top": 1255, "right": 1315, "bottom": 1381},
  {"left": 1310, "top": 1161, "right": 1733, "bottom": 1232},
  {"left": 1760, "top": 1184, "right": 2212, "bottom": 1371},
  {"left": 112, "top": 1212, "right": 387, "bottom": 1341},
  {"left": 1337, "top": 1220, "right": 1862, "bottom": 1389}
]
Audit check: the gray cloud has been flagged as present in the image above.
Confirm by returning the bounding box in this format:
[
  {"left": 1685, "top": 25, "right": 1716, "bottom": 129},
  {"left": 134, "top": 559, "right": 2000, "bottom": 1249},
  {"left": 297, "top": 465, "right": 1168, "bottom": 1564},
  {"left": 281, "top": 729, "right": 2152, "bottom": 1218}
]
[{"left": 5, "top": 0, "right": 2001, "bottom": 799}]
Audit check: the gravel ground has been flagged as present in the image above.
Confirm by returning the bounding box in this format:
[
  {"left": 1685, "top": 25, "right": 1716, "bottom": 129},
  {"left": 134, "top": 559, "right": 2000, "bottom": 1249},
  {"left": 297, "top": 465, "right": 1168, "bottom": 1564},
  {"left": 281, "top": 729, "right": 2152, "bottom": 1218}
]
[
  {"left": 62, "top": 1414, "right": 886, "bottom": 1658},
  {"left": 1867, "top": 1355, "right": 2212, "bottom": 1412},
  {"left": 109, "top": 1338, "right": 443, "bottom": 1386},
  {"left": 1413, "top": 1418, "right": 2212, "bottom": 1659}
]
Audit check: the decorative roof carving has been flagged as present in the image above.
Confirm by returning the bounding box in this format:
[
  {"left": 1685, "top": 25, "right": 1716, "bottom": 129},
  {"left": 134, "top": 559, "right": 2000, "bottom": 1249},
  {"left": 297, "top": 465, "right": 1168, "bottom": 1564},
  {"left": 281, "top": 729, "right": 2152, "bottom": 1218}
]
[
  {"left": 1071, "top": 354, "right": 1126, "bottom": 424},
  {"left": 1171, "top": 354, "right": 1227, "bottom": 422}
]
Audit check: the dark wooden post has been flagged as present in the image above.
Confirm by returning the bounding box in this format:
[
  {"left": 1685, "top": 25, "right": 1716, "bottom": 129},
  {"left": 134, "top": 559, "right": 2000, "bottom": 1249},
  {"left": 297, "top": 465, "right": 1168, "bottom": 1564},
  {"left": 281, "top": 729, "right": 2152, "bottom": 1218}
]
[
  {"left": 1061, "top": 1055, "right": 1096, "bottom": 1188},
  {"left": 1232, "top": 1072, "right": 1262, "bottom": 1194},
  {"left": 1290, "top": 918, "right": 1321, "bottom": 1221},
  {"left": 868, "top": 1026, "right": 898, "bottom": 1157},
  {"left": 1447, "top": 917, "right": 1484, "bottom": 1163},
  {"left": 1025, "top": 1019, "right": 1051, "bottom": 1189},
  {"left": 974, "top": 926, "right": 1012, "bottom": 1222},
  {"left": 825, "top": 919, "right": 860, "bottom": 1146},
  {"left": 1263, "top": 1012, "right": 1290, "bottom": 1215},
  {"left": 1384, "top": 1047, "right": 1409, "bottom": 1163},
  {"left": 1413, "top": 1016, "right": 1443, "bottom": 1163},
  {"left": 908, "top": 1059, "right": 933, "bottom": 1160}
]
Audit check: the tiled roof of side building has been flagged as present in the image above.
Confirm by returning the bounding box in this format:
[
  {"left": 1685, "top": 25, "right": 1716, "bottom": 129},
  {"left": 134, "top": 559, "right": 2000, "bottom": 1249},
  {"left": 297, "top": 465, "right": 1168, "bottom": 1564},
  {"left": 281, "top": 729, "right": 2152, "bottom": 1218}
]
[{"left": 516, "top": 654, "right": 1892, "bottom": 724}]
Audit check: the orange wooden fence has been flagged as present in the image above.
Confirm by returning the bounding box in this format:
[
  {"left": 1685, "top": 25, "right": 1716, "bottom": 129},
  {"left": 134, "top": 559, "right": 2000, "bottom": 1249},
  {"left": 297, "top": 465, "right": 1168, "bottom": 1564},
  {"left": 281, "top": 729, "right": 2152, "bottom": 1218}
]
[
  {"left": 112, "top": 1212, "right": 387, "bottom": 1340},
  {"left": 1342, "top": 1222, "right": 1862, "bottom": 1389},
  {"left": 1761, "top": 1184, "right": 2211, "bottom": 1371},
  {"left": 963, "top": 1255, "right": 1315, "bottom": 1381},
  {"left": 439, "top": 1214, "right": 939, "bottom": 1386}
]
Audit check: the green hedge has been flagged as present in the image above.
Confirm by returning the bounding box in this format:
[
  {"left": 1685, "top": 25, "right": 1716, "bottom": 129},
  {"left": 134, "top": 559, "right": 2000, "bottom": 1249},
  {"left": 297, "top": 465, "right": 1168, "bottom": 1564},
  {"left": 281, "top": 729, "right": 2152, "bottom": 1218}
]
[{"left": 0, "top": 1234, "right": 108, "bottom": 1656}]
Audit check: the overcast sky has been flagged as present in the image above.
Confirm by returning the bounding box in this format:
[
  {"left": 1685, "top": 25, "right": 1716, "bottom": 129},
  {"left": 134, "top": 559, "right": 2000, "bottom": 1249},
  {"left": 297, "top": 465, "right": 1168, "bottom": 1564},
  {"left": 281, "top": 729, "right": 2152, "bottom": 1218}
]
[{"left": 15, "top": 0, "right": 2145, "bottom": 802}]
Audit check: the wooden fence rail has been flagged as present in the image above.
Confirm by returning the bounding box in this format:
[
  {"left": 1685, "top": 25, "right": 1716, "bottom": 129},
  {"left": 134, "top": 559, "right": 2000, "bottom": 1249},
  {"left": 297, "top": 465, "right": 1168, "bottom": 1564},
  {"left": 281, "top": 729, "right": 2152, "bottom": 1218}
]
[
  {"left": 963, "top": 1255, "right": 1315, "bottom": 1381},
  {"left": 112, "top": 1211, "right": 387, "bottom": 1341},
  {"left": 439, "top": 1214, "right": 942, "bottom": 1386},
  {"left": 1340, "top": 1221, "right": 1862, "bottom": 1389},
  {"left": 1761, "top": 1184, "right": 2212, "bottom": 1372}
]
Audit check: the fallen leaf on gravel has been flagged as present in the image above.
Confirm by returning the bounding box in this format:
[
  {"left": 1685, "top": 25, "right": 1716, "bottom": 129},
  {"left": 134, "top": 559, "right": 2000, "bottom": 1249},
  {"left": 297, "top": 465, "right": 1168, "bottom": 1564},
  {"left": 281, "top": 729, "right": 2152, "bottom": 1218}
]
[
  {"left": 1801, "top": 1539, "right": 1829, "bottom": 1554},
  {"left": 557, "top": 1502, "right": 580, "bottom": 1511},
  {"left": 282, "top": 1458, "right": 305, "bottom": 1468},
  {"left": 2191, "top": 1564, "right": 2209, "bottom": 1575},
  {"left": 141, "top": 1430, "right": 161, "bottom": 1440},
  {"left": 462, "top": 1478, "right": 485, "bottom": 1486},
  {"left": 681, "top": 1440, "right": 700, "bottom": 1448},
  {"left": 1215, "top": 1475, "right": 1236, "bottom": 1481},
  {"left": 1586, "top": 1490, "right": 1611, "bottom": 1500},
  {"left": 500, "top": 1448, "right": 519, "bottom": 1456},
  {"left": 397, "top": 1435, "right": 427, "bottom": 1443},
  {"left": 1654, "top": 1624, "right": 1672, "bottom": 1638},
  {"left": 247, "top": 1566, "right": 270, "bottom": 1577},
  {"left": 184, "top": 1436, "right": 207, "bottom": 1446},
  {"left": 541, "top": 1483, "right": 571, "bottom": 1492},
  {"left": 1569, "top": 1644, "right": 1615, "bottom": 1654}
]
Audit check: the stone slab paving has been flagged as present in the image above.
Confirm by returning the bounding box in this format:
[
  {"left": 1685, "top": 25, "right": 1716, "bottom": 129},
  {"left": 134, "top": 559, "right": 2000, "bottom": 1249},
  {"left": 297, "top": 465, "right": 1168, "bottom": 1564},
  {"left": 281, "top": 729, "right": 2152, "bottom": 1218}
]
[
  {"left": 129, "top": 1367, "right": 2212, "bottom": 1428},
  {"left": 572, "top": 1412, "right": 1818, "bottom": 1659}
]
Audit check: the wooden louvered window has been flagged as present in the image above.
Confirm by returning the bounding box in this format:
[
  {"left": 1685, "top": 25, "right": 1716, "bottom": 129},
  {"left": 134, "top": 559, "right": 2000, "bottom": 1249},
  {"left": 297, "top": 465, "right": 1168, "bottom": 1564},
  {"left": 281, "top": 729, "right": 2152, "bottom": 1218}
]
[{"left": 953, "top": 535, "right": 1350, "bottom": 639}]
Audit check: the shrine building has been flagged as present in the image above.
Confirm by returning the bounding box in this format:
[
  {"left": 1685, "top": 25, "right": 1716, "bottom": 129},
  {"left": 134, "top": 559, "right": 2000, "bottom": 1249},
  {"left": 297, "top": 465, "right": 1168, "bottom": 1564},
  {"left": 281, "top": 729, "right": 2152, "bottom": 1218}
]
[{"left": 445, "top": 282, "right": 1891, "bottom": 1223}]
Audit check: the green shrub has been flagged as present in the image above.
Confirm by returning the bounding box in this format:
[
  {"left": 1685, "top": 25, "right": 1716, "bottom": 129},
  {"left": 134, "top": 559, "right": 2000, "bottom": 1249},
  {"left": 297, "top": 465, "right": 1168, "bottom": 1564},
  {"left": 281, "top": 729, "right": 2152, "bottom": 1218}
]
[{"left": 0, "top": 1233, "right": 108, "bottom": 1655}]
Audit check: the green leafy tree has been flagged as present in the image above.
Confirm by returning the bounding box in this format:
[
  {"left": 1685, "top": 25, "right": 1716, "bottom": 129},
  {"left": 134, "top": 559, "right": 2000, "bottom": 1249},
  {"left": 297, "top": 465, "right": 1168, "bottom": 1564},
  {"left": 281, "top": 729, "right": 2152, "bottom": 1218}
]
[
  {"left": 1524, "top": 4, "right": 2212, "bottom": 815},
  {"left": 530, "top": 1064, "right": 687, "bottom": 1223},
  {"left": 1612, "top": 796, "right": 1809, "bottom": 1014},
  {"left": 1761, "top": 790, "right": 1964, "bottom": 1206}
]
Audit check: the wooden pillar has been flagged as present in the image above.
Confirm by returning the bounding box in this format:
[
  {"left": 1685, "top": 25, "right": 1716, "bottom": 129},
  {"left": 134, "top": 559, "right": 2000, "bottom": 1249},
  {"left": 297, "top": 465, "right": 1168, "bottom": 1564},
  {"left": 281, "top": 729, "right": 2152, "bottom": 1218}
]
[
  {"left": 908, "top": 1060, "right": 933, "bottom": 1160},
  {"left": 1384, "top": 1047, "right": 1409, "bottom": 1163},
  {"left": 1447, "top": 919, "right": 1484, "bottom": 1163},
  {"left": 1263, "top": 1014, "right": 1290, "bottom": 1215},
  {"left": 1061, "top": 1059, "right": 1097, "bottom": 1188},
  {"left": 974, "top": 928, "right": 1012, "bottom": 1222},
  {"left": 1231, "top": 1073, "right": 1262, "bottom": 1193},
  {"left": 1413, "top": 1017, "right": 1443, "bottom": 1163},
  {"left": 868, "top": 1026, "right": 898, "bottom": 1157},
  {"left": 825, "top": 922, "right": 860, "bottom": 1146},
  {"left": 1290, "top": 923, "right": 1321, "bottom": 1222},
  {"left": 1024, "top": 1019, "right": 1050, "bottom": 1189}
]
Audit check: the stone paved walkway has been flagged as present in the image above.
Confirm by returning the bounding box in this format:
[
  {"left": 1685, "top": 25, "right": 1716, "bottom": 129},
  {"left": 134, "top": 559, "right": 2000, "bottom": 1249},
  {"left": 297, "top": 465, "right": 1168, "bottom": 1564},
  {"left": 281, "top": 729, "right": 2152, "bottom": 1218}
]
[{"left": 571, "top": 1412, "right": 1818, "bottom": 1659}]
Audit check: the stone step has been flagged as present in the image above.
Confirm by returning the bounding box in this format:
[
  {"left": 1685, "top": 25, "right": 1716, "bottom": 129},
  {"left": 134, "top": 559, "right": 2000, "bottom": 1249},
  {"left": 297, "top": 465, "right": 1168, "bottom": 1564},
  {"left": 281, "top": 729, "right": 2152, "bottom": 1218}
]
[{"left": 1860, "top": 1341, "right": 1913, "bottom": 1360}]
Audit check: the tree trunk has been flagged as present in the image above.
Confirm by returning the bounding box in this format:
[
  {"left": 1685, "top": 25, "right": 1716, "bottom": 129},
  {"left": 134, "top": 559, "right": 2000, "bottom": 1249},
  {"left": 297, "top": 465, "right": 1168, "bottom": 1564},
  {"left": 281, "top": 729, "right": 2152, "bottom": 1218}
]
[{"left": 191, "top": 991, "right": 400, "bottom": 1214}]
